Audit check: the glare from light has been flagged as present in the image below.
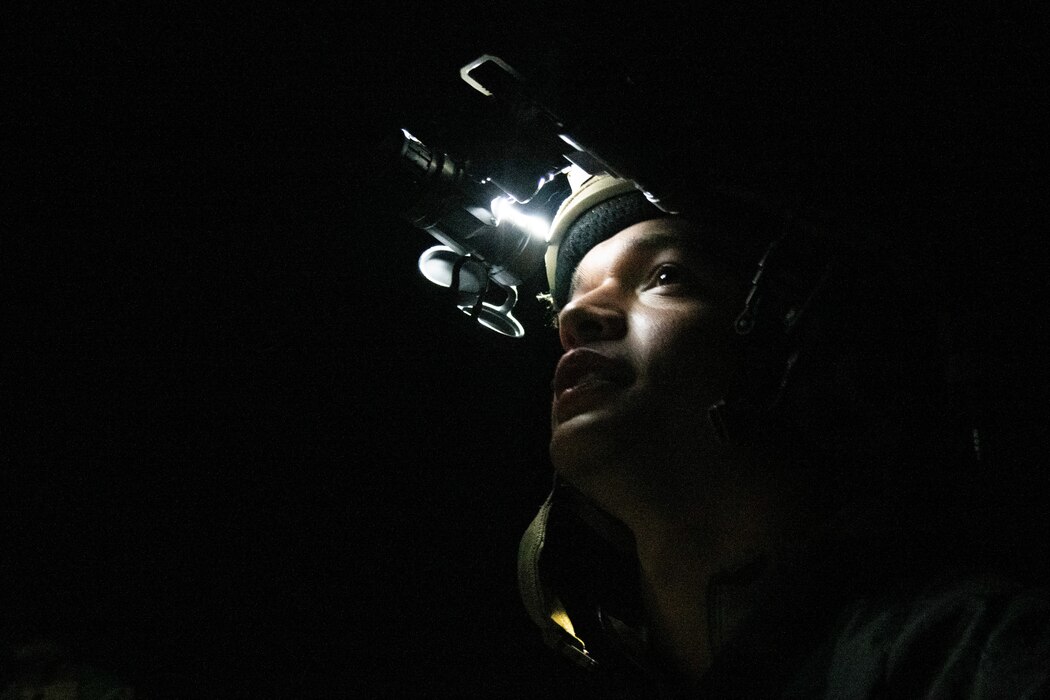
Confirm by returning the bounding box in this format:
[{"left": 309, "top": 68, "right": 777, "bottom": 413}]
[
  {"left": 490, "top": 197, "right": 551, "bottom": 241},
  {"left": 401, "top": 128, "right": 422, "bottom": 144},
  {"left": 559, "top": 133, "right": 584, "bottom": 151},
  {"left": 460, "top": 55, "right": 522, "bottom": 97},
  {"left": 549, "top": 607, "right": 578, "bottom": 638},
  {"left": 565, "top": 163, "right": 592, "bottom": 192},
  {"left": 536, "top": 167, "right": 569, "bottom": 193}
]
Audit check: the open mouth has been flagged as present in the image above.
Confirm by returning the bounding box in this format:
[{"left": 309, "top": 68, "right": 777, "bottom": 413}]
[{"left": 552, "top": 349, "right": 634, "bottom": 420}]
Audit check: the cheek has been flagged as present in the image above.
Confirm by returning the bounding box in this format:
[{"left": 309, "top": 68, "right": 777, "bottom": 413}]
[{"left": 638, "top": 310, "right": 740, "bottom": 397}]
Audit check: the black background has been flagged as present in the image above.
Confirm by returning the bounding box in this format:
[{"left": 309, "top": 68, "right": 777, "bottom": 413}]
[{"left": 5, "top": 4, "right": 1046, "bottom": 698}]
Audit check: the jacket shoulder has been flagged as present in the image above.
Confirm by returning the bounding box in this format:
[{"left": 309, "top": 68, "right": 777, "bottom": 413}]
[{"left": 822, "top": 575, "right": 1050, "bottom": 699}]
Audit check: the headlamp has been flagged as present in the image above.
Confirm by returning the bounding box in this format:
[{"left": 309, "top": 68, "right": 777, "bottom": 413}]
[{"left": 388, "top": 128, "right": 557, "bottom": 337}]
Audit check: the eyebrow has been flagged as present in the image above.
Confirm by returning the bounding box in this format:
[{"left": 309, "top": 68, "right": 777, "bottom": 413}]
[{"left": 567, "top": 231, "right": 698, "bottom": 300}]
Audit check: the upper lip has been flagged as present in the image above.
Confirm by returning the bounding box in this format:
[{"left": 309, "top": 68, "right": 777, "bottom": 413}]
[{"left": 553, "top": 348, "right": 634, "bottom": 399}]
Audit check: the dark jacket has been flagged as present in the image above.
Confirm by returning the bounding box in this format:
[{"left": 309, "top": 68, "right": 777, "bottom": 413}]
[
  {"left": 691, "top": 533, "right": 1050, "bottom": 698},
  {"left": 526, "top": 481, "right": 1050, "bottom": 698},
  {"left": 687, "top": 481, "right": 1050, "bottom": 698}
]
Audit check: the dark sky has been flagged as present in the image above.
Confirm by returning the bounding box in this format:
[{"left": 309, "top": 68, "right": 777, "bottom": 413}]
[
  {"left": 5, "top": 4, "right": 1046, "bottom": 698},
  {"left": 4, "top": 5, "right": 607, "bottom": 697}
]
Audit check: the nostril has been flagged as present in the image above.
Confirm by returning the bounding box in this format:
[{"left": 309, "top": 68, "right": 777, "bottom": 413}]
[
  {"left": 579, "top": 317, "right": 609, "bottom": 342},
  {"left": 559, "top": 303, "right": 627, "bottom": 349}
]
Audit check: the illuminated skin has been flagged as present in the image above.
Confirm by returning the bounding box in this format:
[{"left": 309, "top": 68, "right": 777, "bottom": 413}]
[
  {"left": 551, "top": 217, "right": 745, "bottom": 525},
  {"left": 550, "top": 218, "right": 822, "bottom": 683}
]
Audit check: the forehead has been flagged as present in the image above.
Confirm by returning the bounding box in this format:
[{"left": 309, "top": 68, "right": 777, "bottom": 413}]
[
  {"left": 581, "top": 219, "right": 692, "bottom": 262},
  {"left": 569, "top": 218, "right": 724, "bottom": 290}
]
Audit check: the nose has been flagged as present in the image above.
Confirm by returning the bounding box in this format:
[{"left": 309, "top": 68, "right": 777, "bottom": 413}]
[{"left": 558, "top": 282, "right": 628, "bottom": 349}]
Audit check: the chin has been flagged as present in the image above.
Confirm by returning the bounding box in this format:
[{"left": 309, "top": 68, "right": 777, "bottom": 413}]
[
  {"left": 550, "top": 406, "right": 626, "bottom": 459},
  {"left": 550, "top": 410, "right": 645, "bottom": 491},
  {"left": 550, "top": 413, "right": 608, "bottom": 470}
]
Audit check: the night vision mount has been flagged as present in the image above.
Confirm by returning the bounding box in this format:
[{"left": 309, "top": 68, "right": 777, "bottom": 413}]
[{"left": 384, "top": 55, "right": 679, "bottom": 338}]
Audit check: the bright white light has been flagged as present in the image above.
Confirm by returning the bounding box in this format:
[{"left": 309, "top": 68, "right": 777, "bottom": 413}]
[
  {"left": 565, "top": 163, "right": 592, "bottom": 192},
  {"left": 559, "top": 133, "right": 584, "bottom": 151},
  {"left": 491, "top": 197, "right": 551, "bottom": 241},
  {"left": 536, "top": 166, "right": 569, "bottom": 193},
  {"left": 401, "top": 128, "right": 422, "bottom": 144}
]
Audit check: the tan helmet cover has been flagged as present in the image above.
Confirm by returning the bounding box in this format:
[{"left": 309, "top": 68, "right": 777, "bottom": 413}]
[{"left": 544, "top": 173, "right": 639, "bottom": 295}]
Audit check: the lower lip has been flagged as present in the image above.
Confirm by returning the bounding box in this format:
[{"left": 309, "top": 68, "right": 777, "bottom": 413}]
[{"left": 554, "top": 380, "right": 624, "bottom": 422}]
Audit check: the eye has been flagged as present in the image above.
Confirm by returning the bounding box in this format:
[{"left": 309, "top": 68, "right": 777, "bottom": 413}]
[{"left": 648, "top": 263, "right": 687, "bottom": 289}]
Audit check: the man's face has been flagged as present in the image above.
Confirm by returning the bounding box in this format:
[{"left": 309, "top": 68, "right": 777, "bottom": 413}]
[{"left": 549, "top": 218, "right": 747, "bottom": 522}]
